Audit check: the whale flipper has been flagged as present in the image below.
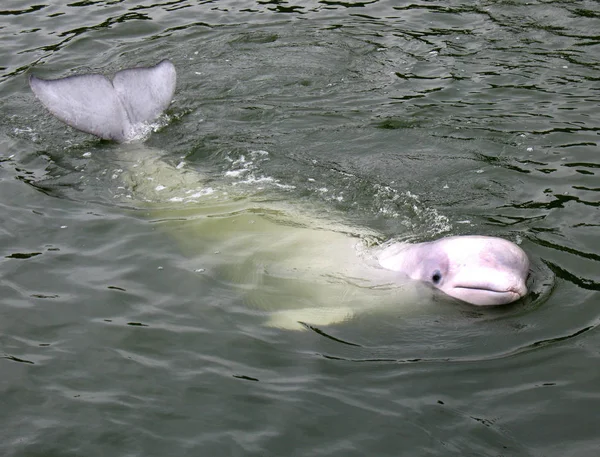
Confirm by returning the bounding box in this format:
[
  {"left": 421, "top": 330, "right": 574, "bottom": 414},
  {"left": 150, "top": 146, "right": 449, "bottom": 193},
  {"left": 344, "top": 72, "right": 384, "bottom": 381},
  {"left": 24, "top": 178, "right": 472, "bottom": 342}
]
[
  {"left": 29, "top": 60, "right": 176, "bottom": 142},
  {"left": 266, "top": 307, "right": 356, "bottom": 330}
]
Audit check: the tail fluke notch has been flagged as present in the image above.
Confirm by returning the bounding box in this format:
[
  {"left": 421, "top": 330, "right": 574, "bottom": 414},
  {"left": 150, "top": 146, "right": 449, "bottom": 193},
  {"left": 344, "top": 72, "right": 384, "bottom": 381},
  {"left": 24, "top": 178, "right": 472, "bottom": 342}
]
[{"left": 29, "top": 59, "right": 176, "bottom": 142}]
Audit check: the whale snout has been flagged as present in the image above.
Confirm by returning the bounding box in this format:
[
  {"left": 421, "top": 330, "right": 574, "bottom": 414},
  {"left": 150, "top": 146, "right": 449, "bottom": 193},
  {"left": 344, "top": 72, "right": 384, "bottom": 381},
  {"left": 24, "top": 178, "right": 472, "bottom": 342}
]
[
  {"left": 442, "top": 239, "right": 530, "bottom": 306},
  {"left": 449, "top": 275, "right": 528, "bottom": 306}
]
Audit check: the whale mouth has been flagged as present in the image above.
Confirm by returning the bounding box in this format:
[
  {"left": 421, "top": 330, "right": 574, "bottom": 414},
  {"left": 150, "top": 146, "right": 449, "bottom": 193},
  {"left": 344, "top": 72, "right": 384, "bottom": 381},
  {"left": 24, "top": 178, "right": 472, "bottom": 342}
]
[{"left": 450, "top": 285, "right": 526, "bottom": 306}]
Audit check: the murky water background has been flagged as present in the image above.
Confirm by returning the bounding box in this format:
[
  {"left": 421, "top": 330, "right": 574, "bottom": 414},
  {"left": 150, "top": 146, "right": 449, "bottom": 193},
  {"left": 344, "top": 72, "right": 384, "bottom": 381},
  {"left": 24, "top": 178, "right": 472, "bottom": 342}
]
[{"left": 1, "top": 1, "right": 599, "bottom": 456}]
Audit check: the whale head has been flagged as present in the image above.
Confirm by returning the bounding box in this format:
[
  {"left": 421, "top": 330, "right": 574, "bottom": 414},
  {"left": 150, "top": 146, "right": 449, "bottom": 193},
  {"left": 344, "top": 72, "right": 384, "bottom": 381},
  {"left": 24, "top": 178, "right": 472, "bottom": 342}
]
[{"left": 379, "top": 236, "right": 529, "bottom": 306}]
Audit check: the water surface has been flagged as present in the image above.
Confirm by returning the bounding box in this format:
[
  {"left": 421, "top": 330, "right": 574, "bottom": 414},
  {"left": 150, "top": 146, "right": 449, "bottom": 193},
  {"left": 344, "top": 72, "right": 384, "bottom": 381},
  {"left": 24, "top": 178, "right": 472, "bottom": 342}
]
[{"left": 1, "top": 1, "right": 599, "bottom": 456}]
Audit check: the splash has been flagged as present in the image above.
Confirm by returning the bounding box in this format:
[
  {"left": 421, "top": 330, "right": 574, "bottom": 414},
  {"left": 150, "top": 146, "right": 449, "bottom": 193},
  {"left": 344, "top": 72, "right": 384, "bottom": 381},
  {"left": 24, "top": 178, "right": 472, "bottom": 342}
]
[{"left": 224, "top": 150, "right": 296, "bottom": 190}]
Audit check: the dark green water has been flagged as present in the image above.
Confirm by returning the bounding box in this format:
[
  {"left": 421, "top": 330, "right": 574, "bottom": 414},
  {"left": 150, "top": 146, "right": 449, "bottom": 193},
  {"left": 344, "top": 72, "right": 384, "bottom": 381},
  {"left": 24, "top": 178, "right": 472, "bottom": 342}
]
[{"left": 1, "top": 1, "right": 599, "bottom": 456}]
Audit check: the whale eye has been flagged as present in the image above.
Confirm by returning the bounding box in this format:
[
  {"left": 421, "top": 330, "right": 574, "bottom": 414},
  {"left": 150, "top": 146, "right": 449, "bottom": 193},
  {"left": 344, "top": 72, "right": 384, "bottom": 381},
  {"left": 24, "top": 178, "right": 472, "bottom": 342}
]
[{"left": 431, "top": 270, "right": 442, "bottom": 285}]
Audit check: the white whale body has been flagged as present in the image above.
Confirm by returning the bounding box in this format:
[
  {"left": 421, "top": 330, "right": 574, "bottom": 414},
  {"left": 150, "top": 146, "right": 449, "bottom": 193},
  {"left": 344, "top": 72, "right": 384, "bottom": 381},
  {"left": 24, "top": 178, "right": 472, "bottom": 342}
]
[{"left": 28, "top": 60, "right": 530, "bottom": 324}]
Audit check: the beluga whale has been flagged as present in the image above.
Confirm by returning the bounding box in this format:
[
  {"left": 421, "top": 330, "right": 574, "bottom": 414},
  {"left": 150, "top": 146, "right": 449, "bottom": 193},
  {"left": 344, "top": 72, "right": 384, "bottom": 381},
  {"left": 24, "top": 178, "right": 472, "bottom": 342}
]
[{"left": 28, "top": 60, "right": 530, "bottom": 328}]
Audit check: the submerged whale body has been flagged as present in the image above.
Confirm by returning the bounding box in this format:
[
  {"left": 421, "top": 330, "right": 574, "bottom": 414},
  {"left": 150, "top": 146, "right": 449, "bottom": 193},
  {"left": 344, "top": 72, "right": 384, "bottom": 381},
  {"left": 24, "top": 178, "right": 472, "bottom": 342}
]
[{"left": 28, "top": 60, "right": 530, "bottom": 309}]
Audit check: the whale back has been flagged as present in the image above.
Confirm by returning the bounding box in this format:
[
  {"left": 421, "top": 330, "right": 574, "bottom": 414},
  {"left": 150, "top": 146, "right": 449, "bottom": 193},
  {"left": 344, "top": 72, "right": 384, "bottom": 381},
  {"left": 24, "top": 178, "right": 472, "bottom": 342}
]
[{"left": 29, "top": 59, "right": 176, "bottom": 142}]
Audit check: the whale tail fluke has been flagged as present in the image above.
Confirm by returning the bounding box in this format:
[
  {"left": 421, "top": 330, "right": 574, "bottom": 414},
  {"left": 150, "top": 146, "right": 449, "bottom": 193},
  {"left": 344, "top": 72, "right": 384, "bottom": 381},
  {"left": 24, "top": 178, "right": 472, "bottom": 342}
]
[{"left": 29, "top": 59, "right": 176, "bottom": 143}]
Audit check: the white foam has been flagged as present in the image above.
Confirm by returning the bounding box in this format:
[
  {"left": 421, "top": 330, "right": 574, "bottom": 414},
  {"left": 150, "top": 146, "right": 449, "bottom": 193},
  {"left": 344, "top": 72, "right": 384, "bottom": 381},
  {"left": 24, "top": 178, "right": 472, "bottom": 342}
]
[{"left": 224, "top": 169, "right": 248, "bottom": 177}]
